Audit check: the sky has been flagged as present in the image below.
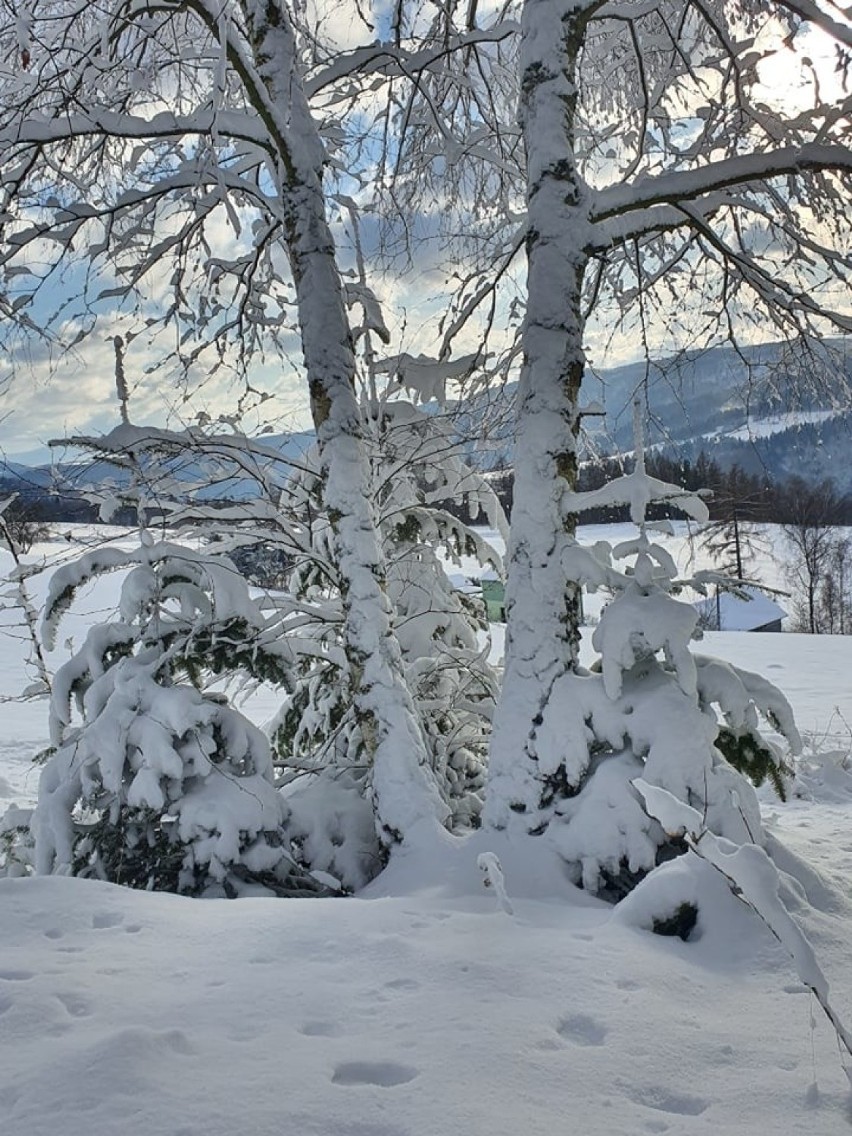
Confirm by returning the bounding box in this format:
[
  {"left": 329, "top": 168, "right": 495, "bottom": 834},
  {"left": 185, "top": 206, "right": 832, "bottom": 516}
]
[
  {"left": 0, "top": 231, "right": 490, "bottom": 462},
  {"left": 0, "top": 325, "right": 316, "bottom": 464}
]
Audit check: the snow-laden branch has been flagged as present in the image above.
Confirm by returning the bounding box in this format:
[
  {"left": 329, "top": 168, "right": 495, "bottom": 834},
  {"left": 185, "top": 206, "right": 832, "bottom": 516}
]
[
  {"left": 177, "top": 0, "right": 306, "bottom": 185},
  {"left": 683, "top": 203, "right": 852, "bottom": 333},
  {"left": 636, "top": 779, "right": 852, "bottom": 1068},
  {"left": 591, "top": 144, "right": 852, "bottom": 223},
  {"left": 564, "top": 469, "right": 709, "bottom": 525},
  {"left": 771, "top": 0, "right": 852, "bottom": 50},
  {"left": 62, "top": 423, "right": 308, "bottom": 472},
  {"left": 587, "top": 202, "right": 704, "bottom": 249},
  {"left": 306, "top": 22, "right": 522, "bottom": 97},
  {"left": 1, "top": 107, "right": 269, "bottom": 149},
  {"left": 2, "top": 167, "right": 271, "bottom": 266}
]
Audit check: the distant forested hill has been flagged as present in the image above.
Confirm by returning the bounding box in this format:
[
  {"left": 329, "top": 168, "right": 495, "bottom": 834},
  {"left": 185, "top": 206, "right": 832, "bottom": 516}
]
[{"left": 2, "top": 338, "right": 850, "bottom": 517}]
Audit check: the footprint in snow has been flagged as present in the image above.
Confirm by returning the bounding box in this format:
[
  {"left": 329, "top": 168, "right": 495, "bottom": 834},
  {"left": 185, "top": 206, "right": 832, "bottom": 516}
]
[
  {"left": 627, "top": 1085, "right": 709, "bottom": 1116},
  {"left": 556, "top": 1013, "right": 607, "bottom": 1047},
  {"left": 55, "top": 992, "right": 93, "bottom": 1019},
  {"left": 163, "top": 1029, "right": 195, "bottom": 1055},
  {"left": 91, "top": 911, "right": 124, "bottom": 930},
  {"left": 332, "top": 1061, "right": 419, "bottom": 1087},
  {"left": 708, "top": 1043, "right": 735, "bottom": 1067},
  {"left": 0, "top": 969, "right": 34, "bottom": 982},
  {"left": 299, "top": 1020, "right": 344, "bottom": 1037},
  {"left": 0, "top": 1085, "right": 21, "bottom": 1111},
  {"left": 383, "top": 978, "right": 420, "bottom": 993}
]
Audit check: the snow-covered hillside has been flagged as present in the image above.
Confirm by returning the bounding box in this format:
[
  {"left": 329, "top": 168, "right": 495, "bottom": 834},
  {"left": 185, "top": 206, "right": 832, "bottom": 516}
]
[{"left": 2, "top": 525, "right": 852, "bottom": 1135}]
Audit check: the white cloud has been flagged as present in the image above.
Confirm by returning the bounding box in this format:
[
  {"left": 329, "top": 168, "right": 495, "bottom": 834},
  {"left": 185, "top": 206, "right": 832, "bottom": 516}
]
[{"left": 0, "top": 313, "right": 313, "bottom": 461}]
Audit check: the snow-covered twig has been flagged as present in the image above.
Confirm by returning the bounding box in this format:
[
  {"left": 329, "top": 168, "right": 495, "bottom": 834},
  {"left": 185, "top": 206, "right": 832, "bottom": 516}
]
[
  {"left": 0, "top": 496, "right": 51, "bottom": 698},
  {"left": 477, "top": 852, "right": 514, "bottom": 915}
]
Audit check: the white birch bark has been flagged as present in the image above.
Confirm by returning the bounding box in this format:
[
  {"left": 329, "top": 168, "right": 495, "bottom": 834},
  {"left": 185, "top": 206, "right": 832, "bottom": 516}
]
[{"left": 484, "top": 0, "right": 592, "bottom": 828}]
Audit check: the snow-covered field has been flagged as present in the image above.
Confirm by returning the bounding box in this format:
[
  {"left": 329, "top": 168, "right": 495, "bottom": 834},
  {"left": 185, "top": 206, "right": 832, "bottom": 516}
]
[{"left": 3, "top": 524, "right": 852, "bottom": 1135}]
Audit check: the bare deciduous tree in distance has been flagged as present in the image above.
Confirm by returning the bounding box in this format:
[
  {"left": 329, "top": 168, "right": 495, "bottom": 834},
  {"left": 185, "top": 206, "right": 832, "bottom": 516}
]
[{"left": 781, "top": 477, "right": 850, "bottom": 633}]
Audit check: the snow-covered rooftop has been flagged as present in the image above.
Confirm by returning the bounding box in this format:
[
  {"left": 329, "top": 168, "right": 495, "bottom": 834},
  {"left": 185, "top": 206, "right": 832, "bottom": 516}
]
[
  {"left": 693, "top": 585, "right": 786, "bottom": 631},
  {"left": 445, "top": 572, "right": 482, "bottom": 594}
]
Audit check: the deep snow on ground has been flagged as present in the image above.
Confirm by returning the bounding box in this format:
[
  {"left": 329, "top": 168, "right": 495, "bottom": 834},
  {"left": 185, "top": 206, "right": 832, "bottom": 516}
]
[
  {"left": 3, "top": 525, "right": 852, "bottom": 1135},
  {"left": 3, "top": 836, "right": 852, "bottom": 1136}
]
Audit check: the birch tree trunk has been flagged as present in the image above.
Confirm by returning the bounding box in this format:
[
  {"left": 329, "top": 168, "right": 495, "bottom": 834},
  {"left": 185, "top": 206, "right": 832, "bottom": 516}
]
[
  {"left": 484, "top": 0, "right": 591, "bottom": 828},
  {"left": 244, "top": 1, "right": 450, "bottom": 844}
]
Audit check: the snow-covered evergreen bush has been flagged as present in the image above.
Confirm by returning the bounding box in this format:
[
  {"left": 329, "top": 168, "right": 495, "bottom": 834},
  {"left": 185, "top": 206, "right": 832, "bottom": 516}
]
[
  {"left": 269, "top": 398, "right": 506, "bottom": 886},
  {"left": 0, "top": 805, "right": 34, "bottom": 878},
  {"left": 33, "top": 535, "right": 321, "bottom": 897},
  {"left": 488, "top": 412, "right": 801, "bottom": 905},
  {"left": 0, "top": 495, "right": 49, "bottom": 877}
]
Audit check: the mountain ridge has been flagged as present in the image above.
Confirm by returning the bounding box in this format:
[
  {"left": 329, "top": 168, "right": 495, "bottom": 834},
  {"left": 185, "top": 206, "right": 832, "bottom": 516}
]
[{"left": 2, "top": 338, "right": 850, "bottom": 507}]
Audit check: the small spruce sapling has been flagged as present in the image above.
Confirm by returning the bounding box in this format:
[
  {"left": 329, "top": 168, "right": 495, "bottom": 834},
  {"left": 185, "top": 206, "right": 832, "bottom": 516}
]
[
  {"left": 31, "top": 387, "right": 323, "bottom": 897},
  {"left": 0, "top": 494, "right": 52, "bottom": 700},
  {"left": 32, "top": 532, "right": 321, "bottom": 896},
  {"left": 0, "top": 494, "right": 51, "bottom": 877},
  {"left": 505, "top": 405, "right": 800, "bottom": 901},
  {"left": 269, "top": 397, "right": 506, "bottom": 888},
  {"left": 0, "top": 805, "right": 34, "bottom": 878}
]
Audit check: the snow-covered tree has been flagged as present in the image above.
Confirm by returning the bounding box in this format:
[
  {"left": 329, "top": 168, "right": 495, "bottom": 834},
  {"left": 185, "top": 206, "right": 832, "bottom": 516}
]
[
  {"left": 31, "top": 526, "right": 329, "bottom": 895},
  {"left": 524, "top": 411, "right": 800, "bottom": 899},
  {"left": 0, "top": 494, "right": 51, "bottom": 700},
  {"left": 372, "top": 0, "right": 851, "bottom": 833},
  {"left": 270, "top": 395, "right": 506, "bottom": 887},
  {"left": 0, "top": 0, "right": 454, "bottom": 850},
  {"left": 491, "top": 0, "right": 850, "bottom": 830},
  {"left": 0, "top": 495, "right": 49, "bottom": 878},
  {"left": 0, "top": 803, "right": 34, "bottom": 878}
]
